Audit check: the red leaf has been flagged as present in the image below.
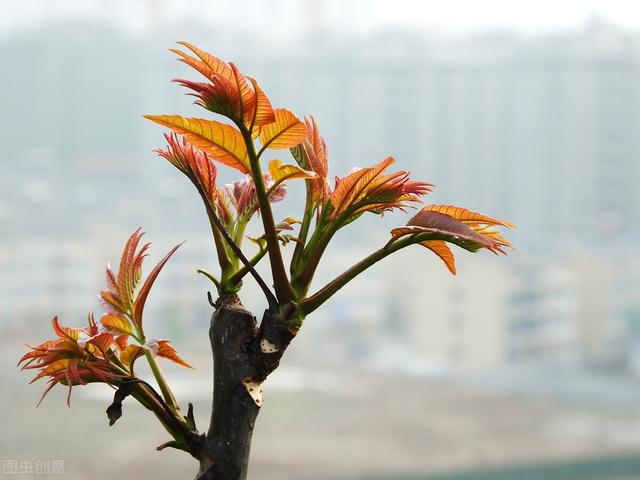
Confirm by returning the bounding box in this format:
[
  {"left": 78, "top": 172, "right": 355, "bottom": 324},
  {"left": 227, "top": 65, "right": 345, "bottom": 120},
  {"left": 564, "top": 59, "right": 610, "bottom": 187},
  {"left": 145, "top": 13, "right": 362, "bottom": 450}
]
[
  {"left": 391, "top": 208, "right": 513, "bottom": 256},
  {"left": 391, "top": 210, "right": 492, "bottom": 252},
  {"left": 155, "top": 133, "right": 219, "bottom": 201},
  {"left": 132, "top": 242, "right": 183, "bottom": 329}
]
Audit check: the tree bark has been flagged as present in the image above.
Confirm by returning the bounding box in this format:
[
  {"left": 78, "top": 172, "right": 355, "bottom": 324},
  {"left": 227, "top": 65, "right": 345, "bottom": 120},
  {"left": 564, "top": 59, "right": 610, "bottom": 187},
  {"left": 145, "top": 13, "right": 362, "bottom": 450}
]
[{"left": 196, "top": 294, "right": 297, "bottom": 480}]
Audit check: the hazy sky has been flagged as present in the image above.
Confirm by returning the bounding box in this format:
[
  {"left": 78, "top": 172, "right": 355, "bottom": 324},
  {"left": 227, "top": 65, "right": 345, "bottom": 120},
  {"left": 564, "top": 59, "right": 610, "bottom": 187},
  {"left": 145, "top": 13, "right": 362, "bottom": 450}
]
[
  {"left": 367, "top": 0, "right": 640, "bottom": 33},
  {"left": 1, "top": 0, "right": 640, "bottom": 35}
]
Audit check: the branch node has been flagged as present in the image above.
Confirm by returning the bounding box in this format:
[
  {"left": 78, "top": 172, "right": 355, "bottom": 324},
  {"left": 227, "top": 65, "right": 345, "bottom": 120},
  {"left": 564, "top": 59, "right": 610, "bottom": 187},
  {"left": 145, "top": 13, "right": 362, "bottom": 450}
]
[
  {"left": 156, "top": 440, "right": 181, "bottom": 451},
  {"left": 186, "top": 402, "right": 197, "bottom": 430}
]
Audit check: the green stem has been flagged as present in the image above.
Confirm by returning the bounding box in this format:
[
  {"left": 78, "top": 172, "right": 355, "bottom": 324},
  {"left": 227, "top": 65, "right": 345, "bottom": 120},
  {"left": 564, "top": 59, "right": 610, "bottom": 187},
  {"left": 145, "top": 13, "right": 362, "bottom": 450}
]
[
  {"left": 228, "top": 241, "right": 268, "bottom": 284},
  {"left": 291, "top": 217, "right": 338, "bottom": 295},
  {"left": 232, "top": 218, "right": 248, "bottom": 271},
  {"left": 240, "top": 124, "right": 294, "bottom": 305},
  {"left": 300, "top": 235, "right": 419, "bottom": 315},
  {"left": 144, "top": 349, "right": 180, "bottom": 414},
  {"left": 290, "top": 181, "right": 316, "bottom": 277},
  {"left": 196, "top": 269, "right": 221, "bottom": 289},
  {"left": 233, "top": 219, "right": 247, "bottom": 247},
  {"left": 292, "top": 205, "right": 373, "bottom": 296},
  {"left": 129, "top": 317, "right": 180, "bottom": 416}
]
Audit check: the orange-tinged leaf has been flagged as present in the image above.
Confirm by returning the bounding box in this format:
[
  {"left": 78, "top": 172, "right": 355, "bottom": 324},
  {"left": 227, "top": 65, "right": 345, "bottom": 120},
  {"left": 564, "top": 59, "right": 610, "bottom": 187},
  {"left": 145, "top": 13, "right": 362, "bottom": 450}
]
[
  {"left": 230, "top": 62, "right": 256, "bottom": 125},
  {"left": 117, "top": 228, "right": 149, "bottom": 312},
  {"left": 19, "top": 342, "right": 73, "bottom": 371},
  {"left": 52, "top": 316, "right": 80, "bottom": 341},
  {"left": 145, "top": 115, "right": 249, "bottom": 173},
  {"left": 86, "top": 332, "right": 115, "bottom": 357},
  {"left": 150, "top": 339, "right": 193, "bottom": 369},
  {"left": 99, "top": 289, "right": 125, "bottom": 315},
  {"left": 391, "top": 210, "right": 492, "bottom": 252},
  {"left": 330, "top": 157, "right": 397, "bottom": 218},
  {"left": 172, "top": 44, "right": 272, "bottom": 129},
  {"left": 425, "top": 205, "right": 515, "bottom": 228},
  {"left": 391, "top": 208, "right": 513, "bottom": 256},
  {"left": 172, "top": 41, "right": 235, "bottom": 83},
  {"left": 29, "top": 359, "right": 69, "bottom": 384},
  {"left": 18, "top": 341, "right": 58, "bottom": 367},
  {"left": 21, "top": 313, "right": 133, "bottom": 406},
  {"left": 132, "top": 242, "right": 183, "bottom": 329},
  {"left": 246, "top": 76, "right": 275, "bottom": 132},
  {"left": 268, "top": 159, "right": 316, "bottom": 184},
  {"left": 156, "top": 133, "right": 219, "bottom": 201},
  {"left": 174, "top": 77, "right": 241, "bottom": 120},
  {"left": 304, "top": 116, "right": 328, "bottom": 175},
  {"left": 419, "top": 207, "right": 514, "bottom": 254},
  {"left": 114, "top": 335, "right": 129, "bottom": 352},
  {"left": 49, "top": 339, "right": 84, "bottom": 357},
  {"left": 100, "top": 314, "right": 134, "bottom": 337},
  {"left": 259, "top": 109, "right": 307, "bottom": 150},
  {"left": 154, "top": 132, "right": 190, "bottom": 174},
  {"left": 420, "top": 240, "right": 456, "bottom": 275},
  {"left": 472, "top": 225, "right": 515, "bottom": 252},
  {"left": 291, "top": 116, "right": 331, "bottom": 202},
  {"left": 330, "top": 156, "right": 431, "bottom": 219},
  {"left": 119, "top": 345, "right": 145, "bottom": 369}
]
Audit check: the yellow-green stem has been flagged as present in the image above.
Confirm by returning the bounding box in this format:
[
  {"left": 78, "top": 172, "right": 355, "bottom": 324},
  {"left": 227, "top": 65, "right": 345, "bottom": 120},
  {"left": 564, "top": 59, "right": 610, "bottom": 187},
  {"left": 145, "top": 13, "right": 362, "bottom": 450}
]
[
  {"left": 291, "top": 180, "right": 316, "bottom": 276},
  {"left": 144, "top": 350, "right": 180, "bottom": 414}
]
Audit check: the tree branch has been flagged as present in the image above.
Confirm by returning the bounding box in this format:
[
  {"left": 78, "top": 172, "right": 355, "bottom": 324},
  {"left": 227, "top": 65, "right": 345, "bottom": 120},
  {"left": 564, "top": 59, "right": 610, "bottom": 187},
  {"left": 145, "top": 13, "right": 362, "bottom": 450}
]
[
  {"left": 116, "top": 379, "right": 203, "bottom": 458},
  {"left": 299, "top": 235, "right": 421, "bottom": 315}
]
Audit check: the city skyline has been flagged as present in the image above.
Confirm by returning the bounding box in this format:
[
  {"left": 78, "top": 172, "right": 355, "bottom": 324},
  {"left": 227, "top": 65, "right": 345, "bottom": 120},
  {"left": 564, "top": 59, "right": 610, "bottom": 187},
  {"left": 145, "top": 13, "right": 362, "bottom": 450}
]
[
  {"left": 2, "top": 17, "right": 639, "bottom": 375},
  {"left": 2, "top": 6, "right": 640, "bottom": 479}
]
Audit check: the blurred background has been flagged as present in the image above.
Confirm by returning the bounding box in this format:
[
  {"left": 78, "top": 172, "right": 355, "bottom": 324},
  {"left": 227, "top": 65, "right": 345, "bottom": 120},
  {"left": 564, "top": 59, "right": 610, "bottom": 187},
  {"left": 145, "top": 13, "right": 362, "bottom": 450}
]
[{"left": 2, "top": 0, "right": 640, "bottom": 478}]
